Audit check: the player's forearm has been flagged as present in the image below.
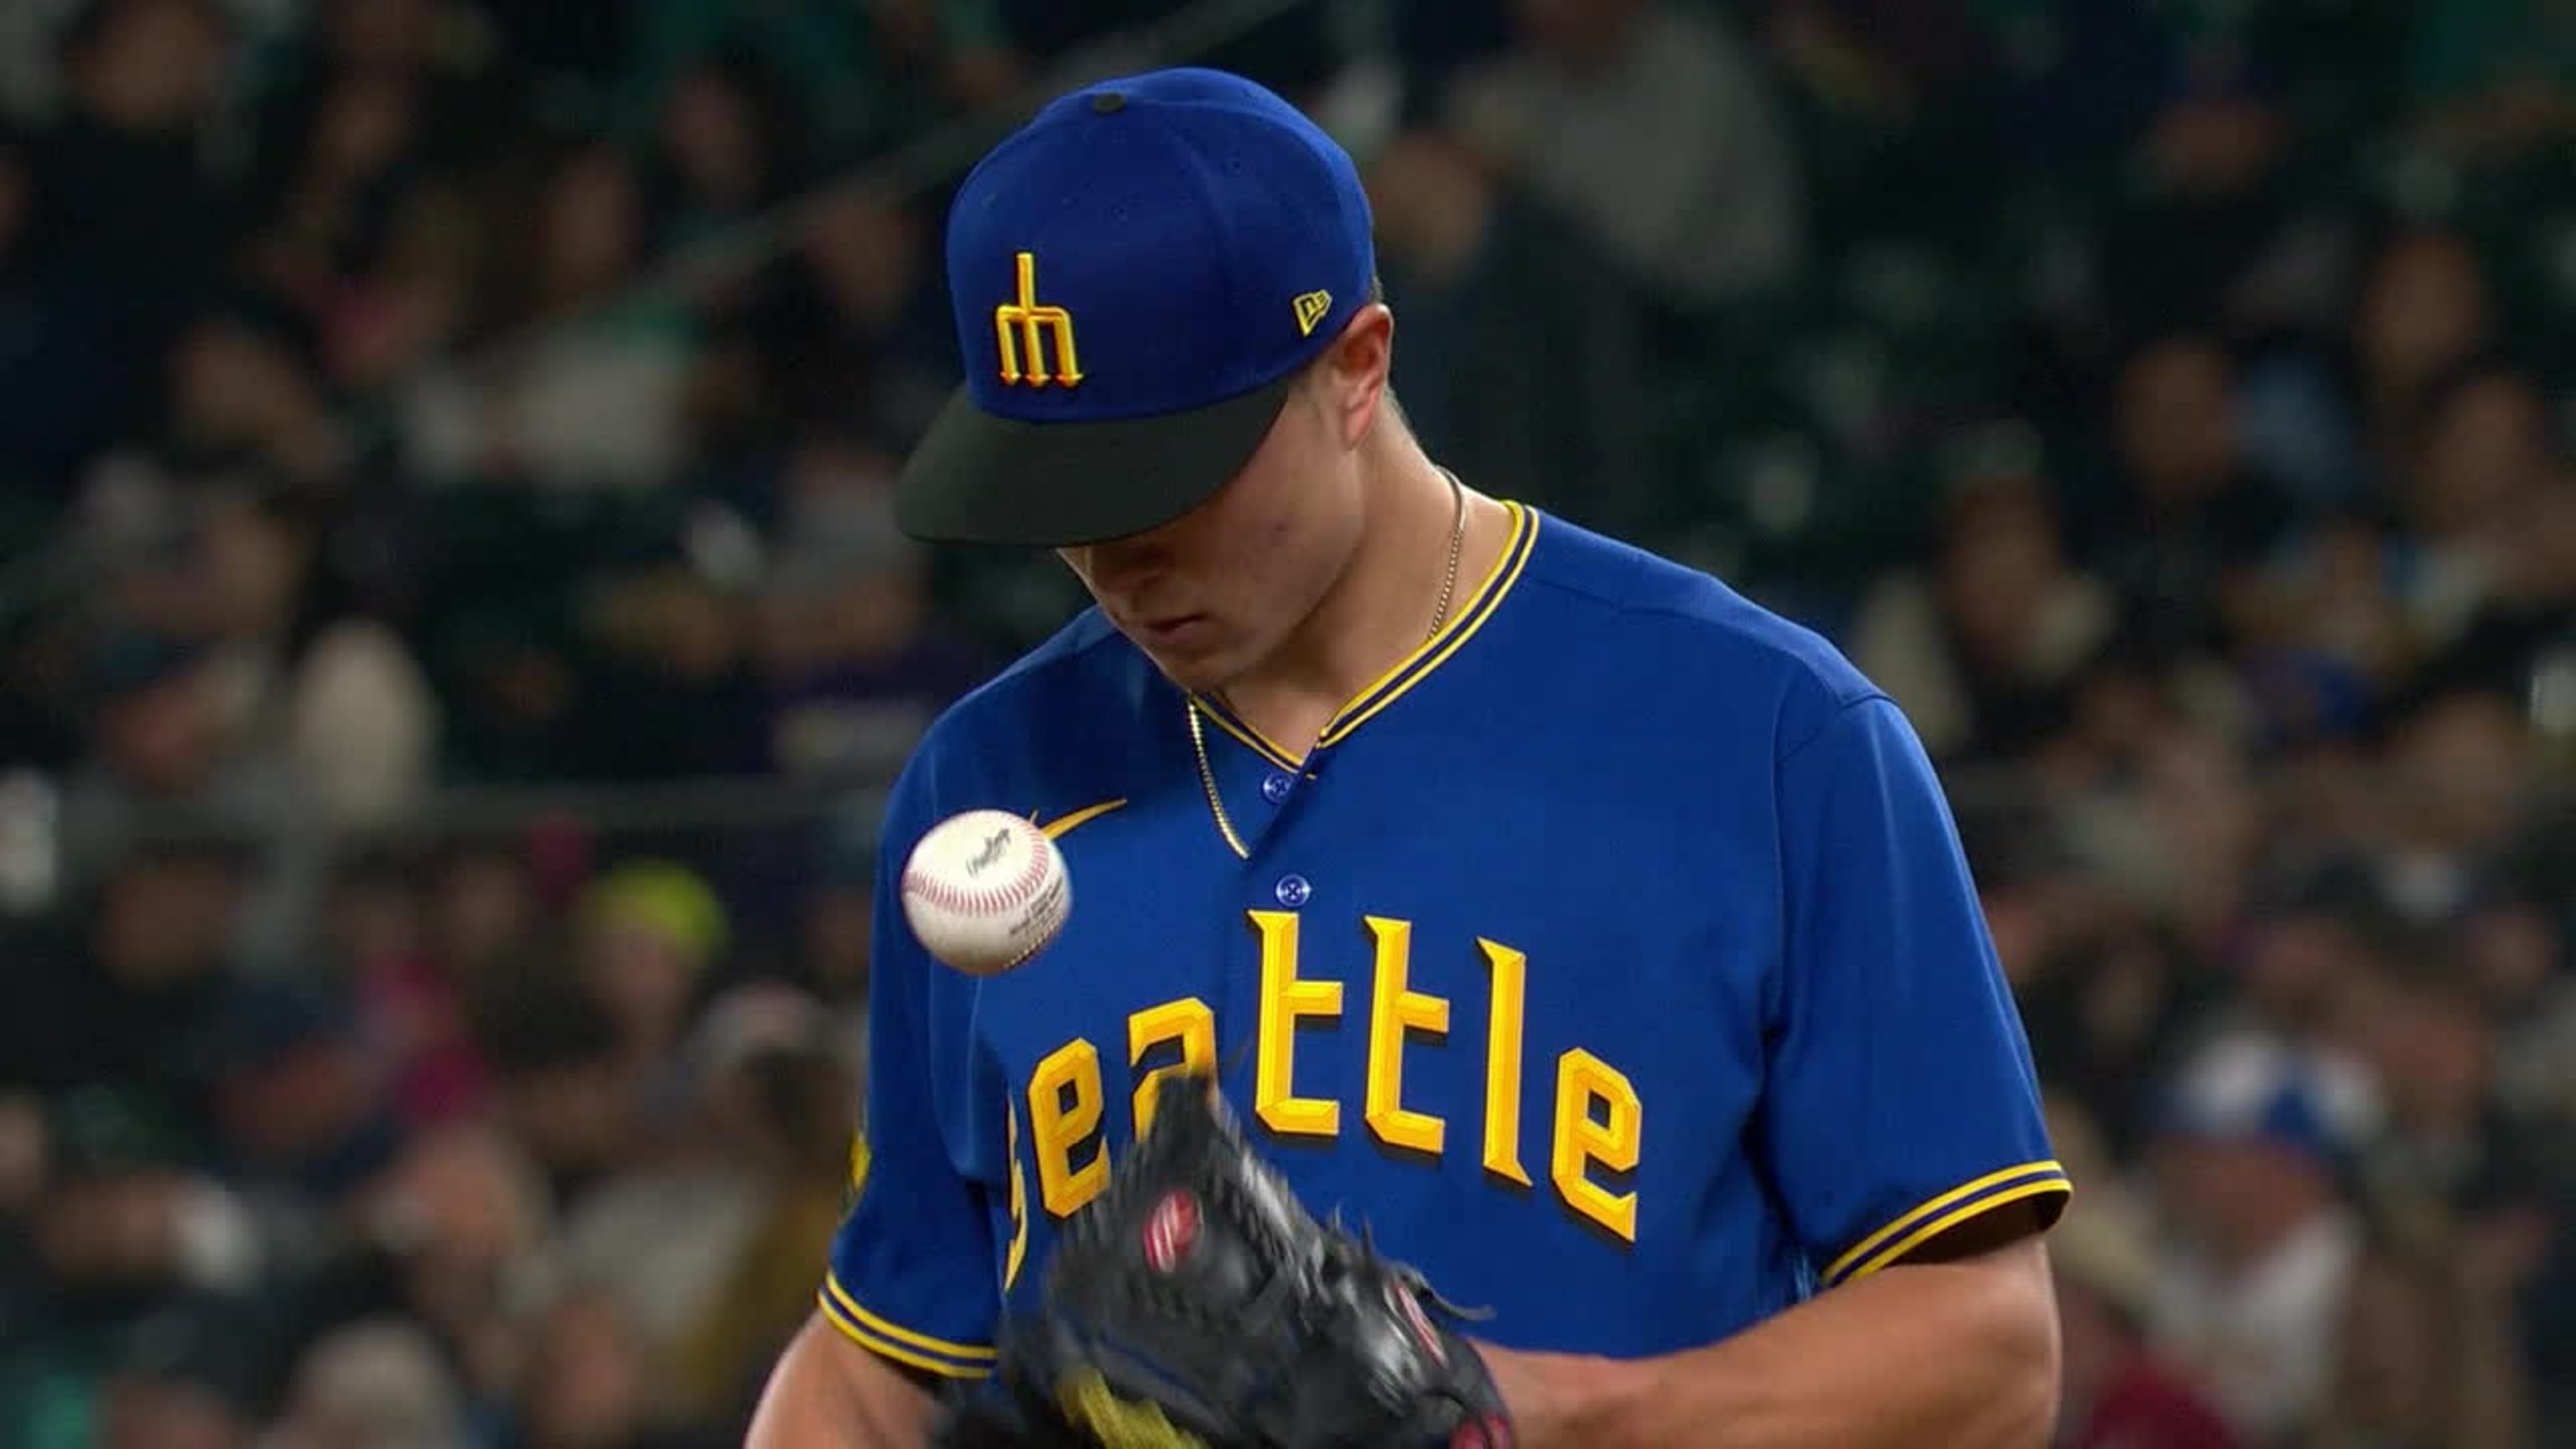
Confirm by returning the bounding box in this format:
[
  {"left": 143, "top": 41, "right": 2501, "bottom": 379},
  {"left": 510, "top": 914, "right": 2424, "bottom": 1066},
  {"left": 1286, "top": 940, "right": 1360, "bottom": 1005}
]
[
  {"left": 1486, "top": 1237, "right": 2059, "bottom": 1449},
  {"left": 747, "top": 1314, "right": 943, "bottom": 1448}
]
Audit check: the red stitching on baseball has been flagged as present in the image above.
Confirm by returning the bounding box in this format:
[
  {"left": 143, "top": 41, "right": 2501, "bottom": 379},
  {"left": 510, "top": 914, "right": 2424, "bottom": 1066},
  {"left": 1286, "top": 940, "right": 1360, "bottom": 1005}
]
[{"left": 904, "top": 818, "right": 1052, "bottom": 921}]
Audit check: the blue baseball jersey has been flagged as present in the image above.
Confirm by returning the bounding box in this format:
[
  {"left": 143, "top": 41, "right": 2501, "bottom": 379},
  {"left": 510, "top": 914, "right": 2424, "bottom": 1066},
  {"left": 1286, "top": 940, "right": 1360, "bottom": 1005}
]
[{"left": 820, "top": 505, "right": 2069, "bottom": 1381}]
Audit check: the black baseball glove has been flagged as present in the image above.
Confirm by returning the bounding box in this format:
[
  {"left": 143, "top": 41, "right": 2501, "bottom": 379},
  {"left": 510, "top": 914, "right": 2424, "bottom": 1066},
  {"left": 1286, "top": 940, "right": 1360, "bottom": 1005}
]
[{"left": 932, "top": 1072, "right": 1513, "bottom": 1448}]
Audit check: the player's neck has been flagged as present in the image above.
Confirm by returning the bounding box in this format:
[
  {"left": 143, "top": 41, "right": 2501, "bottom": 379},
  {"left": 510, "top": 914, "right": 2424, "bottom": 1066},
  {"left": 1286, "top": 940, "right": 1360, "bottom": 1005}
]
[{"left": 1218, "top": 445, "right": 1508, "bottom": 753}]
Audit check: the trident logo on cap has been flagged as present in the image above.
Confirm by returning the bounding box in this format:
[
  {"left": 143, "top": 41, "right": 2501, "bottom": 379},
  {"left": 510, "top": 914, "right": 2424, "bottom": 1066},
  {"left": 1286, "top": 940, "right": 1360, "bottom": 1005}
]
[{"left": 994, "top": 252, "right": 1083, "bottom": 387}]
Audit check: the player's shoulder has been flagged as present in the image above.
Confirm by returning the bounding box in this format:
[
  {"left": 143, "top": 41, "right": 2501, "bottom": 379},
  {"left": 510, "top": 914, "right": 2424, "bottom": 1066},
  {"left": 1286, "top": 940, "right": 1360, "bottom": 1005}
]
[
  {"left": 1519, "top": 510, "right": 1885, "bottom": 742},
  {"left": 915, "top": 605, "right": 1150, "bottom": 755},
  {"left": 890, "top": 607, "right": 1152, "bottom": 808},
  {"left": 928, "top": 607, "right": 1135, "bottom": 733}
]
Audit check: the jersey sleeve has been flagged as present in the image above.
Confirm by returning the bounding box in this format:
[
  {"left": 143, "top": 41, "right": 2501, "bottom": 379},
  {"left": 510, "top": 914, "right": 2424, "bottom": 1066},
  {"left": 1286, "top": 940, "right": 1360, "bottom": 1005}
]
[
  {"left": 1760, "top": 694, "right": 2070, "bottom": 1290},
  {"left": 820, "top": 761, "right": 1002, "bottom": 1379}
]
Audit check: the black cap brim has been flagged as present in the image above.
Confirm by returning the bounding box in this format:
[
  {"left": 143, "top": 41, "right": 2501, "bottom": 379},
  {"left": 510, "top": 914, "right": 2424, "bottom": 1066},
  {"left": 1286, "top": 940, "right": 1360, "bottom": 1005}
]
[{"left": 893, "top": 371, "right": 1299, "bottom": 548}]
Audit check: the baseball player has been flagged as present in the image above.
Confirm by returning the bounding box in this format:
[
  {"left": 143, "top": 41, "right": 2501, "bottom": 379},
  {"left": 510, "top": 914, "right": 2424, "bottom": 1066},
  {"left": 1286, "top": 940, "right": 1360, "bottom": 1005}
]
[{"left": 750, "top": 66, "right": 2070, "bottom": 1448}]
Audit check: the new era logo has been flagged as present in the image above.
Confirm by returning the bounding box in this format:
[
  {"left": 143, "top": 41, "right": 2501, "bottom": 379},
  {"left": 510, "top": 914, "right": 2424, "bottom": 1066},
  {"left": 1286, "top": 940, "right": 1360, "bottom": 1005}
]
[{"left": 1293, "top": 290, "right": 1332, "bottom": 337}]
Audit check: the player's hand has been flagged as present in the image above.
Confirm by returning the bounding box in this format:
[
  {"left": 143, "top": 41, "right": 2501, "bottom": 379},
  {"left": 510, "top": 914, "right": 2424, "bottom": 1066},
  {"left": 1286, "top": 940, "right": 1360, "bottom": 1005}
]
[
  {"left": 964, "top": 1072, "right": 1513, "bottom": 1446},
  {"left": 1472, "top": 1340, "right": 1628, "bottom": 1449}
]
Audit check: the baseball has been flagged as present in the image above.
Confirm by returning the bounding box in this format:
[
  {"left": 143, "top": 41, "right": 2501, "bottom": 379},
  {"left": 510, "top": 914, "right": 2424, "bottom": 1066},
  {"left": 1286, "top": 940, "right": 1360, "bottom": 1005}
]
[{"left": 900, "top": 808, "right": 1072, "bottom": 976}]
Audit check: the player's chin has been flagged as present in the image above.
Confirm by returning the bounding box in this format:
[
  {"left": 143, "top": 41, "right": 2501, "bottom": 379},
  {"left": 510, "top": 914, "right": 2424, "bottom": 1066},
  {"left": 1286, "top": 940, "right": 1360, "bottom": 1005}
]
[
  {"left": 1145, "top": 651, "right": 1234, "bottom": 695},
  {"left": 1124, "top": 623, "right": 1238, "bottom": 690}
]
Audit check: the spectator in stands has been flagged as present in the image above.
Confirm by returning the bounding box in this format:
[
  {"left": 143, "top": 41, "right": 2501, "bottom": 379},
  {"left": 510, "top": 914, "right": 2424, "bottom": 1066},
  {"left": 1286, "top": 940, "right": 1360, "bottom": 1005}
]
[
  {"left": 3, "top": 842, "right": 247, "bottom": 1121},
  {"left": 2390, "top": 361, "right": 2563, "bottom": 656},
  {"left": 0, "top": 122, "right": 127, "bottom": 512},
  {"left": 246, "top": 54, "right": 436, "bottom": 330},
  {"left": 2236, "top": 225, "right": 2503, "bottom": 520},
  {"left": 2312, "top": 1214, "right": 2536, "bottom": 1449},
  {"left": 2053, "top": 1188, "right": 2241, "bottom": 1449},
  {"left": 2018, "top": 911, "right": 2225, "bottom": 1166},
  {"left": 752, "top": 434, "right": 991, "bottom": 781},
  {"left": 2094, "top": 17, "right": 2303, "bottom": 342},
  {"left": 2407, "top": 0, "right": 2576, "bottom": 165},
  {"left": 242, "top": 0, "right": 523, "bottom": 212},
  {"left": 1364, "top": 131, "right": 1661, "bottom": 535},
  {"left": 615, "top": 0, "right": 1021, "bottom": 156},
  {"left": 2146, "top": 1029, "right": 2381, "bottom": 1446},
  {"left": 1848, "top": 455, "right": 2119, "bottom": 762},
  {"left": 203, "top": 979, "right": 402, "bottom": 1207},
  {"left": 1440, "top": 0, "right": 1805, "bottom": 309},
  {"left": 2332, "top": 958, "right": 2558, "bottom": 1293},
  {"left": 329, "top": 850, "right": 491, "bottom": 1130},
  {"left": 2364, "top": 684, "right": 2537, "bottom": 924},
  {"left": 1763, "top": 0, "right": 1993, "bottom": 138},
  {"left": 750, "top": 189, "right": 958, "bottom": 447},
  {"left": 641, "top": 50, "right": 813, "bottom": 257},
  {"left": 184, "top": 485, "right": 441, "bottom": 834},
  {"left": 2480, "top": 875, "right": 2576, "bottom": 1135},
  {"left": 476, "top": 963, "right": 639, "bottom": 1209},
  {"left": 423, "top": 838, "right": 542, "bottom": 1006},
  {"left": 2085, "top": 333, "right": 2294, "bottom": 662},
  {"left": 407, "top": 139, "right": 699, "bottom": 494},
  {"left": 510, "top": 1282, "right": 724, "bottom": 1448},
  {"left": 267, "top": 1316, "right": 471, "bottom": 1449},
  {"left": 545, "top": 982, "right": 852, "bottom": 1426},
  {"left": 24, "top": 0, "right": 237, "bottom": 440},
  {"left": 2350, "top": 230, "right": 2498, "bottom": 503},
  {"left": 574, "top": 551, "right": 766, "bottom": 782},
  {"left": 347, "top": 1117, "right": 555, "bottom": 1415},
  {"left": 573, "top": 859, "right": 727, "bottom": 1076},
  {"left": 90, "top": 1295, "right": 266, "bottom": 1449},
  {"left": 2230, "top": 864, "right": 2415, "bottom": 1044}
]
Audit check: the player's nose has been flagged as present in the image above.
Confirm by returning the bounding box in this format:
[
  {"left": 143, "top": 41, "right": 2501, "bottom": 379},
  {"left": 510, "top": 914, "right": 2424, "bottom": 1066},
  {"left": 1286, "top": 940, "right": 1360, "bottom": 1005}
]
[{"left": 1069, "top": 535, "right": 1172, "bottom": 593}]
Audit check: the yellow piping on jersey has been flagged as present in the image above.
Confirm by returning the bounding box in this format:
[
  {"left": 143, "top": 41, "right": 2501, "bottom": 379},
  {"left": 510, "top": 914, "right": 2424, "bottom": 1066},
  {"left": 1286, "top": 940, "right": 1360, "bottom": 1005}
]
[
  {"left": 1004, "top": 1099, "right": 1031, "bottom": 1291},
  {"left": 1837, "top": 1178, "right": 2074, "bottom": 1287},
  {"left": 1822, "top": 1160, "right": 2070, "bottom": 1287},
  {"left": 1191, "top": 503, "right": 1538, "bottom": 766},
  {"left": 1192, "top": 704, "right": 1305, "bottom": 774},
  {"left": 822, "top": 1273, "right": 999, "bottom": 1363},
  {"left": 817, "top": 1293, "right": 992, "bottom": 1378},
  {"left": 1320, "top": 504, "right": 1535, "bottom": 745},
  {"left": 1036, "top": 798, "right": 1128, "bottom": 839}
]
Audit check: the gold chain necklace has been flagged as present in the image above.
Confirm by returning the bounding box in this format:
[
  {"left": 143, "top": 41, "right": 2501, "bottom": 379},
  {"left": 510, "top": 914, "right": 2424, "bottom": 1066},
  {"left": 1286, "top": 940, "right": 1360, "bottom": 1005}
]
[{"left": 1189, "top": 469, "right": 1467, "bottom": 859}]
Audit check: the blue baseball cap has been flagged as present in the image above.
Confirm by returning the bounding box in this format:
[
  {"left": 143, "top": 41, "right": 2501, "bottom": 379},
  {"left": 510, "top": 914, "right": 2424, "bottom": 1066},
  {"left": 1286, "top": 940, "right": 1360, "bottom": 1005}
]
[
  {"left": 2152, "top": 1028, "right": 2380, "bottom": 1170},
  {"left": 894, "top": 67, "right": 1376, "bottom": 548}
]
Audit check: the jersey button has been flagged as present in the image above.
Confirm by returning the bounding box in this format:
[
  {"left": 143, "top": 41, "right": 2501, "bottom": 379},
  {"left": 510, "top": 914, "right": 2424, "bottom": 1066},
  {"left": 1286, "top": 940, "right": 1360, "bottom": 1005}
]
[
  {"left": 1273, "top": 874, "right": 1311, "bottom": 908},
  {"left": 1260, "top": 771, "right": 1295, "bottom": 804}
]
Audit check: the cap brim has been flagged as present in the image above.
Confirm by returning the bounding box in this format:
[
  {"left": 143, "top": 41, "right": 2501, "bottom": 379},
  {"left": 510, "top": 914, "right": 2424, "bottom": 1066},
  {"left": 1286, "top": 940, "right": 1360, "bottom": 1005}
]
[{"left": 894, "top": 371, "right": 1298, "bottom": 548}]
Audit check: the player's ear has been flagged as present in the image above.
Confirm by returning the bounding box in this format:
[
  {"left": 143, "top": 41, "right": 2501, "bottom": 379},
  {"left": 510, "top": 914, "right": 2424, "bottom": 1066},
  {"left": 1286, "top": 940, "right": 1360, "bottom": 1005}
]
[{"left": 1313, "top": 302, "right": 1394, "bottom": 450}]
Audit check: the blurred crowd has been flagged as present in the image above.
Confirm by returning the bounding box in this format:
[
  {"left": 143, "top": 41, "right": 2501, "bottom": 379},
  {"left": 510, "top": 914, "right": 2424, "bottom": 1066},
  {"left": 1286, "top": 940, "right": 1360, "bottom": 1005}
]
[{"left": 0, "top": 0, "right": 2568, "bottom": 1446}]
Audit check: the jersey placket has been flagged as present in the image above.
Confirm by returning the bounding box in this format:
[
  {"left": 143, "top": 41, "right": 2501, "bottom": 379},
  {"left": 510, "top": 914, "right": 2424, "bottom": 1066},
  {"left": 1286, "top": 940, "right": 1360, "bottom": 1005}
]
[
  {"left": 1189, "top": 702, "right": 1314, "bottom": 872},
  {"left": 1191, "top": 503, "right": 1536, "bottom": 890}
]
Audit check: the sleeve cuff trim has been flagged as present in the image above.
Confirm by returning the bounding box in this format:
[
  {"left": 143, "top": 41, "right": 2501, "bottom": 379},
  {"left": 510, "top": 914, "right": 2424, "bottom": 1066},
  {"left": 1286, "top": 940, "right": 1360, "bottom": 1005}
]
[
  {"left": 1823, "top": 1160, "right": 2071, "bottom": 1287},
  {"left": 818, "top": 1274, "right": 997, "bottom": 1378}
]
